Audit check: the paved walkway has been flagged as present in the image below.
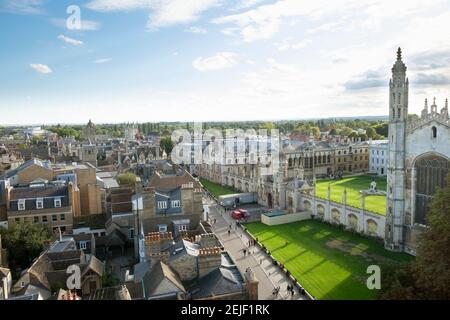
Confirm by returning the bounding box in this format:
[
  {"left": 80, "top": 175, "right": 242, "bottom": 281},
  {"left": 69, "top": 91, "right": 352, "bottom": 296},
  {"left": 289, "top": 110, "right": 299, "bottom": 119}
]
[{"left": 205, "top": 196, "right": 308, "bottom": 300}]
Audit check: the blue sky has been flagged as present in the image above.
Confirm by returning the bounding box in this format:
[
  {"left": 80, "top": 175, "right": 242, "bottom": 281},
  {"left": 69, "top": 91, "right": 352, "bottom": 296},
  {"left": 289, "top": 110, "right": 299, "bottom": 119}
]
[{"left": 1, "top": 0, "right": 450, "bottom": 125}]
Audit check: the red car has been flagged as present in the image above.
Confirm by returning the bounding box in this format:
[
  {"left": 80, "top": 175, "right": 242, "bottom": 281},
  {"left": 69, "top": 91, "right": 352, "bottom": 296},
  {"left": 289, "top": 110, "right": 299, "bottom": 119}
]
[{"left": 231, "top": 209, "right": 248, "bottom": 220}]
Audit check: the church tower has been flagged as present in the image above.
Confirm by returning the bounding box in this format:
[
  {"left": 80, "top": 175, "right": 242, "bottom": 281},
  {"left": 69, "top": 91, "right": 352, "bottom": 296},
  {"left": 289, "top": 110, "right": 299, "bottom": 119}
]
[{"left": 385, "top": 48, "right": 408, "bottom": 251}]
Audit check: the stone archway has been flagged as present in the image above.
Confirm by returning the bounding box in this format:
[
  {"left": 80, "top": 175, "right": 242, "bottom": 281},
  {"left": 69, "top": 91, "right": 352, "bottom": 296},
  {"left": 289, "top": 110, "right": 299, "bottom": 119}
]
[
  {"left": 303, "top": 200, "right": 311, "bottom": 210},
  {"left": 366, "top": 219, "right": 378, "bottom": 235},
  {"left": 317, "top": 204, "right": 325, "bottom": 219},
  {"left": 413, "top": 153, "right": 450, "bottom": 225},
  {"left": 331, "top": 208, "right": 341, "bottom": 224},
  {"left": 348, "top": 214, "right": 358, "bottom": 230}
]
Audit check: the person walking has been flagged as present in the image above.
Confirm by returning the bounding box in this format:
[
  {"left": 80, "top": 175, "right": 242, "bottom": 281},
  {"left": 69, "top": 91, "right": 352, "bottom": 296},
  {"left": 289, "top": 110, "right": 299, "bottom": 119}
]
[
  {"left": 243, "top": 249, "right": 247, "bottom": 257},
  {"left": 227, "top": 229, "right": 231, "bottom": 236}
]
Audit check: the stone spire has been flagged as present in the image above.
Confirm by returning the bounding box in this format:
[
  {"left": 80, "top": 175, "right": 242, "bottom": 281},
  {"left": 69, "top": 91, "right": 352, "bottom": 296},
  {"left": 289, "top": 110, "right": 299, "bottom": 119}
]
[
  {"left": 392, "top": 47, "right": 407, "bottom": 76},
  {"left": 421, "top": 98, "right": 428, "bottom": 118},
  {"left": 431, "top": 97, "right": 438, "bottom": 114},
  {"left": 441, "top": 98, "right": 449, "bottom": 118}
]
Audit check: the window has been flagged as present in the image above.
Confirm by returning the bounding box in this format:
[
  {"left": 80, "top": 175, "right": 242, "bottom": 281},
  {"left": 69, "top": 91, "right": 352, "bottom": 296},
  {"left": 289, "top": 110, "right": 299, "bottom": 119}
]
[
  {"left": 42, "top": 215, "right": 48, "bottom": 223},
  {"left": 129, "top": 228, "right": 135, "bottom": 239},
  {"left": 432, "top": 126, "right": 437, "bottom": 138},
  {"left": 15, "top": 217, "right": 20, "bottom": 224},
  {"left": 52, "top": 215, "right": 58, "bottom": 222},
  {"left": 178, "top": 224, "right": 188, "bottom": 232},
  {"left": 158, "top": 224, "right": 168, "bottom": 232},
  {"left": 34, "top": 216, "right": 39, "bottom": 223},
  {"left": 157, "top": 201, "right": 167, "bottom": 209},
  {"left": 54, "top": 198, "right": 61, "bottom": 208},
  {"left": 60, "top": 214, "right": 65, "bottom": 221},
  {"left": 36, "top": 198, "right": 43, "bottom": 209},
  {"left": 171, "top": 200, "right": 181, "bottom": 208},
  {"left": 80, "top": 241, "right": 87, "bottom": 250},
  {"left": 18, "top": 199, "right": 25, "bottom": 211}
]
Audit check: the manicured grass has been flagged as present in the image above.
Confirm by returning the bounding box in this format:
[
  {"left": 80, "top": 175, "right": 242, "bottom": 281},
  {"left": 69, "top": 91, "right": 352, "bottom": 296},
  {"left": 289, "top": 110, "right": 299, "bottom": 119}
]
[
  {"left": 316, "top": 175, "right": 387, "bottom": 215},
  {"left": 200, "top": 178, "right": 238, "bottom": 198},
  {"left": 246, "top": 220, "right": 413, "bottom": 300}
]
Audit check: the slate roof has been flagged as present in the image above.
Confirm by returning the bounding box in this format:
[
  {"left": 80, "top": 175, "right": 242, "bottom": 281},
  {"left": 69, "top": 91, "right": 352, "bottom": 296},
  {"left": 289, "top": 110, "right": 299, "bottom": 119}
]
[
  {"left": 73, "top": 213, "right": 107, "bottom": 230},
  {"left": 10, "top": 185, "right": 68, "bottom": 200},
  {"left": 143, "top": 260, "right": 186, "bottom": 297},
  {"left": 149, "top": 171, "right": 201, "bottom": 192}
]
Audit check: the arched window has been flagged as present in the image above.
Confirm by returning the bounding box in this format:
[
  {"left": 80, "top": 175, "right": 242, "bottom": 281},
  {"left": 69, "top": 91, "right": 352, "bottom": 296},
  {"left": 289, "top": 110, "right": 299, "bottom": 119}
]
[
  {"left": 432, "top": 126, "right": 437, "bottom": 138},
  {"left": 392, "top": 108, "right": 395, "bottom": 118},
  {"left": 398, "top": 108, "right": 401, "bottom": 119}
]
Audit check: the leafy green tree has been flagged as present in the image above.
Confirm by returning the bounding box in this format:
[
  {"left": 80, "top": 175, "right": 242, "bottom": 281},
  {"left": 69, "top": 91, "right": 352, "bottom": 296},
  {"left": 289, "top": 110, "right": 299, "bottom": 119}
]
[
  {"left": 117, "top": 173, "right": 137, "bottom": 185},
  {"left": 365, "top": 127, "right": 377, "bottom": 139},
  {"left": 381, "top": 173, "right": 450, "bottom": 299},
  {"left": 0, "top": 223, "right": 53, "bottom": 271},
  {"left": 160, "top": 136, "right": 174, "bottom": 156}
]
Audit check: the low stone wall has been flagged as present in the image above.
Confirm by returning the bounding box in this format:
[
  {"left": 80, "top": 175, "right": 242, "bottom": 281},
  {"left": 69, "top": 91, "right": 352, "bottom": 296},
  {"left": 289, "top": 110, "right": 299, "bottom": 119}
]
[
  {"left": 300, "top": 194, "right": 386, "bottom": 239},
  {"left": 261, "top": 212, "right": 311, "bottom": 226}
]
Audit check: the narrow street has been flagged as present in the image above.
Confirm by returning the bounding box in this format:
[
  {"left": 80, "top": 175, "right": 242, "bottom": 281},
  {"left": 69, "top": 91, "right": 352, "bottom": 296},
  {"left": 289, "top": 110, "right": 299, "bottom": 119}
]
[{"left": 205, "top": 196, "right": 308, "bottom": 300}]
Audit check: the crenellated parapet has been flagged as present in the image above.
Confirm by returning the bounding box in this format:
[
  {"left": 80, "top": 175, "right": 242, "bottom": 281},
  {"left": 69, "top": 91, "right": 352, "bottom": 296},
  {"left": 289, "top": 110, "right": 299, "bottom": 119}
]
[{"left": 407, "top": 98, "right": 450, "bottom": 133}]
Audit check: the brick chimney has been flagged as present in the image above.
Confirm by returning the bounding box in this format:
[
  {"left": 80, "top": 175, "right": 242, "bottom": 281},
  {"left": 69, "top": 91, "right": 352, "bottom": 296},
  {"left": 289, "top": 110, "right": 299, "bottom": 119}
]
[
  {"left": 197, "top": 247, "right": 222, "bottom": 278},
  {"left": 144, "top": 232, "right": 172, "bottom": 261}
]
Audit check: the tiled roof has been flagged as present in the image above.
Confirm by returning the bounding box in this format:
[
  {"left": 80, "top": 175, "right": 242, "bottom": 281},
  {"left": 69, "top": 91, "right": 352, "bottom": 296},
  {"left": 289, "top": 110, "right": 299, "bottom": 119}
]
[
  {"left": 149, "top": 171, "right": 200, "bottom": 192},
  {"left": 10, "top": 185, "right": 68, "bottom": 200}
]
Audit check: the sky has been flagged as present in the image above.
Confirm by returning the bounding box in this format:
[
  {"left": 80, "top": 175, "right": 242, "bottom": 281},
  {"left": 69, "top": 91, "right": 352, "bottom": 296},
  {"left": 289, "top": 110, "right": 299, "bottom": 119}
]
[{"left": 1, "top": 0, "right": 450, "bottom": 125}]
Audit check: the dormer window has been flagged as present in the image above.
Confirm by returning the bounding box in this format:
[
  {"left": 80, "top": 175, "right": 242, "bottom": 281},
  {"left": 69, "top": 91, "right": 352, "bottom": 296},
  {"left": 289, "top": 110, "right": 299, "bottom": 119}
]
[
  {"left": 18, "top": 199, "right": 25, "bottom": 211},
  {"left": 171, "top": 200, "right": 181, "bottom": 208},
  {"left": 36, "top": 198, "right": 44, "bottom": 209},
  {"left": 157, "top": 201, "right": 167, "bottom": 209},
  {"left": 54, "top": 198, "right": 62, "bottom": 208}
]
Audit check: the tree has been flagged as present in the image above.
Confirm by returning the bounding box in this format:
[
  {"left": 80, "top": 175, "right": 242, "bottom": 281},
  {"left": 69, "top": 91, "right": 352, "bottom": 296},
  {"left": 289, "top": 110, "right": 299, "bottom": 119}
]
[
  {"left": 311, "top": 127, "right": 321, "bottom": 139},
  {"left": 160, "top": 136, "right": 174, "bottom": 156},
  {"left": 117, "top": 172, "right": 137, "bottom": 186},
  {"left": 366, "top": 127, "right": 377, "bottom": 139},
  {"left": 0, "top": 223, "right": 53, "bottom": 271},
  {"left": 411, "top": 173, "right": 450, "bottom": 299},
  {"left": 380, "top": 173, "right": 450, "bottom": 299}
]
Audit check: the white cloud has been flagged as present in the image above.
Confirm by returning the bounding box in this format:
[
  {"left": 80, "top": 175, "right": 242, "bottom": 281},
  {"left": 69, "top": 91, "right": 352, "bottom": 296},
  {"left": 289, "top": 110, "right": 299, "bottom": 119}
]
[
  {"left": 0, "top": 0, "right": 45, "bottom": 14},
  {"left": 30, "top": 64, "right": 52, "bottom": 74},
  {"left": 86, "top": 0, "right": 222, "bottom": 29},
  {"left": 277, "top": 38, "right": 311, "bottom": 51},
  {"left": 94, "top": 58, "right": 112, "bottom": 64},
  {"left": 50, "top": 18, "right": 101, "bottom": 31},
  {"left": 185, "top": 26, "right": 207, "bottom": 34},
  {"left": 58, "top": 35, "right": 83, "bottom": 46},
  {"left": 193, "top": 52, "right": 238, "bottom": 71}
]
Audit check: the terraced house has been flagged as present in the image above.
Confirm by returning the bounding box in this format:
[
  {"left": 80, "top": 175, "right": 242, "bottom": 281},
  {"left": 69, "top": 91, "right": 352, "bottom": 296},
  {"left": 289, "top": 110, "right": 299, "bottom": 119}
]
[{"left": 4, "top": 181, "right": 77, "bottom": 234}]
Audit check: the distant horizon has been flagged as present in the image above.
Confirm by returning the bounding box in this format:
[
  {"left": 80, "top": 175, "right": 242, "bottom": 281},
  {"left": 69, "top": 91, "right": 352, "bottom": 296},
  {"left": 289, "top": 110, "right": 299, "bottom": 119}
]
[{"left": 0, "top": 114, "right": 390, "bottom": 127}]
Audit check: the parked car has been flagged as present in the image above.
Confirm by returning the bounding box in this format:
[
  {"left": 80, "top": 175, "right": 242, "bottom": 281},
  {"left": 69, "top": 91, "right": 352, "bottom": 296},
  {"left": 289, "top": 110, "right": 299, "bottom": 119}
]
[{"left": 231, "top": 209, "right": 249, "bottom": 220}]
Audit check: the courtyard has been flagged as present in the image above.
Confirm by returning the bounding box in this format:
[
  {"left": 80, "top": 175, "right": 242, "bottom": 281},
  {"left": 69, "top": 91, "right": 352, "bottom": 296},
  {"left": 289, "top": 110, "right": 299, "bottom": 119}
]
[
  {"left": 200, "top": 178, "right": 238, "bottom": 198},
  {"left": 245, "top": 220, "right": 412, "bottom": 300},
  {"left": 316, "top": 175, "right": 387, "bottom": 215}
]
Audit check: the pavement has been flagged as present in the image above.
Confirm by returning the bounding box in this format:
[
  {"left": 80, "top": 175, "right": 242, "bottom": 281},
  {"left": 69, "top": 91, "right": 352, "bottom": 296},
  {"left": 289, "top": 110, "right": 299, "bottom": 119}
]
[{"left": 205, "top": 196, "right": 309, "bottom": 300}]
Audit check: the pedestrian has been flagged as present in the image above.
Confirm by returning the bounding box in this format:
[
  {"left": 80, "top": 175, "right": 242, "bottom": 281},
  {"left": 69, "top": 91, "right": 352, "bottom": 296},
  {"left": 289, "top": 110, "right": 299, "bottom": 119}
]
[
  {"left": 228, "top": 229, "right": 231, "bottom": 236},
  {"left": 291, "top": 288, "right": 295, "bottom": 298},
  {"left": 259, "top": 258, "right": 263, "bottom": 265},
  {"left": 243, "top": 249, "right": 247, "bottom": 257}
]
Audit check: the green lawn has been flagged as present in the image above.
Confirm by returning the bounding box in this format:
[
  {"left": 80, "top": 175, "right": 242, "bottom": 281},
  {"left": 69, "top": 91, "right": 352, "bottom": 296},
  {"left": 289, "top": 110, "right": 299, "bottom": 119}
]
[
  {"left": 246, "top": 220, "right": 413, "bottom": 300},
  {"left": 316, "top": 175, "right": 387, "bottom": 215},
  {"left": 200, "top": 178, "right": 238, "bottom": 198}
]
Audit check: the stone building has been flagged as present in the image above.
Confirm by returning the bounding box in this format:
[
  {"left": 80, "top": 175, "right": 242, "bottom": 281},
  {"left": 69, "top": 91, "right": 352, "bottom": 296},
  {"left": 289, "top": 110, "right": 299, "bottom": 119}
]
[
  {"left": 385, "top": 48, "right": 450, "bottom": 253},
  {"left": 132, "top": 231, "right": 258, "bottom": 300},
  {"left": 369, "top": 140, "right": 389, "bottom": 176},
  {"left": 5, "top": 181, "right": 77, "bottom": 234}
]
